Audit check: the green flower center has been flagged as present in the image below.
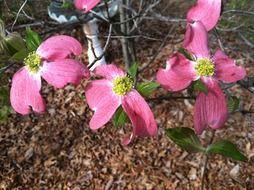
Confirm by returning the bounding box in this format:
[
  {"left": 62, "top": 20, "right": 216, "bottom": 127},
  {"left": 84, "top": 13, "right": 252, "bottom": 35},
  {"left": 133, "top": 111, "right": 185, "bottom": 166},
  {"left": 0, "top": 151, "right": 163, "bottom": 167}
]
[
  {"left": 195, "top": 58, "right": 215, "bottom": 76},
  {"left": 113, "top": 76, "right": 133, "bottom": 96},
  {"left": 24, "top": 51, "right": 42, "bottom": 73}
]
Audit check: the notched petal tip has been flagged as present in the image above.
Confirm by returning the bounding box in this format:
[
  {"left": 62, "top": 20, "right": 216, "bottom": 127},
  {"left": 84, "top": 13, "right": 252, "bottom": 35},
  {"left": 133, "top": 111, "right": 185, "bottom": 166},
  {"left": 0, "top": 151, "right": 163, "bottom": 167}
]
[
  {"left": 121, "top": 133, "right": 135, "bottom": 146},
  {"left": 122, "top": 90, "right": 158, "bottom": 140},
  {"left": 187, "top": 0, "right": 222, "bottom": 31},
  {"left": 10, "top": 67, "right": 46, "bottom": 115},
  {"left": 213, "top": 50, "right": 246, "bottom": 83},
  {"left": 41, "top": 59, "right": 90, "bottom": 88},
  {"left": 184, "top": 21, "right": 210, "bottom": 58},
  {"left": 37, "top": 35, "right": 82, "bottom": 61}
]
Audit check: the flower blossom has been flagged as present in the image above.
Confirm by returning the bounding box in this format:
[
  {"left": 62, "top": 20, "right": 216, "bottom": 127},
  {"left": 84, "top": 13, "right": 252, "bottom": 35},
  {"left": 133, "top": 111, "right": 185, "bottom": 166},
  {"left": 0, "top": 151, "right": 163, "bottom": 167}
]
[
  {"left": 157, "top": 21, "right": 246, "bottom": 134},
  {"left": 11, "top": 35, "right": 90, "bottom": 115},
  {"left": 187, "top": 0, "right": 222, "bottom": 31},
  {"left": 74, "top": 0, "right": 101, "bottom": 13},
  {"left": 85, "top": 64, "right": 158, "bottom": 144}
]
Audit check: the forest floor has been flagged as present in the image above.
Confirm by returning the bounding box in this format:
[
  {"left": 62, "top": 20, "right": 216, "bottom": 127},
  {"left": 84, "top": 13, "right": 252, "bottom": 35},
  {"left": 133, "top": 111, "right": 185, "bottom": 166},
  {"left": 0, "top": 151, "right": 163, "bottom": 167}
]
[{"left": 0, "top": 1, "right": 254, "bottom": 190}]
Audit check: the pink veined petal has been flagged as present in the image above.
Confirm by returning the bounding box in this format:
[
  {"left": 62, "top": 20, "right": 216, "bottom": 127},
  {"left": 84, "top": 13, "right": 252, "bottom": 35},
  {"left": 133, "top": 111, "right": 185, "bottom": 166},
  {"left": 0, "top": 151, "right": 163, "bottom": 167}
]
[
  {"left": 10, "top": 67, "right": 45, "bottom": 115},
  {"left": 122, "top": 90, "right": 157, "bottom": 144},
  {"left": 184, "top": 21, "right": 210, "bottom": 58},
  {"left": 187, "top": 0, "right": 222, "bottom": 31},
  {"left": 41, "top": 59, "right": 90, "bottom": 88},
  {"left": 194, "top": 79, "right": 228, "bottom": 135},
  {"left": 36, "top": 35, "right": 82, "bottom": 61},
  {"left": 156, "top": 53, "right": 197, "bottom": 92},
  {"left": 213, "top": 50, "right": 246, "bottom": 83},
  {"left": 94, "top": 64, "right": 125, "bottom": 80},
  {"left": 74, "top": 0, "right": 101, "bottom": 12},
  {"left": 85, "top": 79, "right": 121, "bottom": 130}
]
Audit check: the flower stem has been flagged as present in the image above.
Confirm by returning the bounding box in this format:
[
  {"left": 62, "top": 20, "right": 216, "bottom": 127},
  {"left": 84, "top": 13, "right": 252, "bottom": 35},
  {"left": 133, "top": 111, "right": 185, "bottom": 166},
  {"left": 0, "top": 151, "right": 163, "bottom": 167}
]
[{"left": 201, "top": 131, "right": 215, "bottom": 190}]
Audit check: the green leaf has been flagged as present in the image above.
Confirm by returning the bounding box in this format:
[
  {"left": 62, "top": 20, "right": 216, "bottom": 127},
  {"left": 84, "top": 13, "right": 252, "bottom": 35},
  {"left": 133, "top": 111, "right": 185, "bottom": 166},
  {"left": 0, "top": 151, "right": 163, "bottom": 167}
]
[
  {"left": 207, "top": 140, "right": 247, "bottom": 161},
  {"left": 127, "top": 62, "right": 138, "bottom": 79},
  {"left": 227, "top": 96, "right": 240, "bottom": 113},
  {"left": 136, "top": 82, "right": 160, "bottom": 97},
  {"left": 193, "top": 79, "right": 208, "bottom": 94},
  {"left": 165, "top": 127, "right": 205, "bottom": 153},
  {"left": 25, "top": 27, "right": 41, "bottom": 51},
  {"left": 113, "top": 106, "right": 128, "bottom": 128},
  {"left": 6, "top": 32, "right": 26, "bottom": 52},
  {"left": 10, "top": 49, "right": 29, "bottom": 61},
  {"left": 62, "top": 1, "right": 74, "bottom": 9},
  {"left": 178, "top": 47, "right": 194, "bottom": 61}
]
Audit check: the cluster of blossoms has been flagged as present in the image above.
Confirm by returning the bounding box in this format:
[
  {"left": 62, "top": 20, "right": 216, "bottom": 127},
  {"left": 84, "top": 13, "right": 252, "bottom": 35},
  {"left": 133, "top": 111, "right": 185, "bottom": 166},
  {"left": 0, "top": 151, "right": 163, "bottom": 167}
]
[
  {"left": 10, "top": 34, "right": 157, "bottom": 144},
  {"left": 10, "top": 0, "right": 246, "bottom": 144},
  {"left": 157, "top": 0, "right": 246, "bottom": 134}
]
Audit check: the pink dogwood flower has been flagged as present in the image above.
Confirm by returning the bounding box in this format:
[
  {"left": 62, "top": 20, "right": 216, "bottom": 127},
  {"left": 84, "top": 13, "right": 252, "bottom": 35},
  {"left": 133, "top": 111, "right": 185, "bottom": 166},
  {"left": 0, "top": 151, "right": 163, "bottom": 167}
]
[
  {"left": 74, "top": 0, "right": 101, "bottom": 13},
  {"left": 187, "top": 0, "right": 222, "bottom": 31},
  {"left": 11, "top": 35, "right": 90, "bottom": 115},
  {"left": 85, "top": 64, "right": 158, "bottom": 144},
  {"left": 157, "top": 21, "right": 246, "bottom": 134}
]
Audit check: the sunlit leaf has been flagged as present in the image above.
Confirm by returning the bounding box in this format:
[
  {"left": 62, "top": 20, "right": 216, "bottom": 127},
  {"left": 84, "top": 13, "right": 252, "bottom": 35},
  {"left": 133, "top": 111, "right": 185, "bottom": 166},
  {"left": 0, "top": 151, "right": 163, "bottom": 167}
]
[
  {"left": 136, "top": 82, "right": 160, "bottom": 97},
  {"left": 25, "top": 27, "right": 42, "bottom": 51},
  {"left": 128, "top": 62, "right": 138, "bottom": 79},
  {"left": 207, "top": 140, "right": 247, "bottom": 161}
]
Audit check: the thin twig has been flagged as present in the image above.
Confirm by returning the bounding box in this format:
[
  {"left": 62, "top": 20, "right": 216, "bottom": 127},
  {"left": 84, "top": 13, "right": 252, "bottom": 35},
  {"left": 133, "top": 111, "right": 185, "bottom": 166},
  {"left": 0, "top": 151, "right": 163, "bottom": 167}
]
[
  {"left": 223, "top": 9, "right": 254, "bottom": 16},
  {"left": 147, "top": 95, "right": 195, "bottom": 102},
  {"left": 0, "top": 62, "right": 16, "bottom": 74},
  {"left": 11, "top": 0, "right": 28, "bottom": 31},
  {"left": 214, "top": 28, "right": 225, "bottom": 52},
  {"left": 140, "top": 25, "right": 176, "bottom": 72},
  {"left": 120, "top": 0, "right": 131, "bottom": 70}
]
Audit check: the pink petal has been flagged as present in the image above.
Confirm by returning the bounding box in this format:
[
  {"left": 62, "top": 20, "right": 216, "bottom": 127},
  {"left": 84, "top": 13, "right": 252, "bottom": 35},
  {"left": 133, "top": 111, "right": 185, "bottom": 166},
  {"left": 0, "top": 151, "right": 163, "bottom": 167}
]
[
  {"left": 10, "top": 67, "right": 45, "bottom": 115},
  {"left": 213, "top": 50, "right": 246, "bottom": 83},
  {"left": 194, "top": 79, "right": 228, "bottom": 134},
  {"left": 41, "top": 59, "right": 90, "bottom": 88},
  {"left": 156, "top": 53, "right": 197, "bottom": 92},
  {"left": 74, "top": 0, "right": 100, "bottom": 12},
  {"left": 36, "top": 35, "right": 82, "bottom": 61},
  {"left": 94, "top": 64, "right": 125, "bottom": 80},
  {"left": 122, "top": 90, "right": 157, "bottom": 144},
  {"left": 184, "top": 21, "right": 210, "bottom": 58},
  {"left": 187, "top": 0, "right": 222, "bottom": 31},
  {"left": 85, "top": 79, "right": 121, "bottom": 130}
]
